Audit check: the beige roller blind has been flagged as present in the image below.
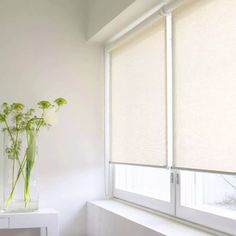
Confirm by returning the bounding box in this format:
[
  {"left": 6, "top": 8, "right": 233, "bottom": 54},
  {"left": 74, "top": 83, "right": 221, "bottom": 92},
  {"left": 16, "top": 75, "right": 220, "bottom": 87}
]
[
  {"left": 173, "top": 0, "right": 236, "bottom": 172},
  {"left": 110, "top": 18, "right": 167, "bottom": 167}
]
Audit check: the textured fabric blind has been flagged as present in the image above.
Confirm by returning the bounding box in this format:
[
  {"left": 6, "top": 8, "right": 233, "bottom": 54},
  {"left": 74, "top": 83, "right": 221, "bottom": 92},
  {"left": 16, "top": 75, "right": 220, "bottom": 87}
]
[
  {"left": 173, "top": 0, "right": 236, "bottom": 172},
  {"left": 110, "top": 18, "right": 167, "bottom": 166}
]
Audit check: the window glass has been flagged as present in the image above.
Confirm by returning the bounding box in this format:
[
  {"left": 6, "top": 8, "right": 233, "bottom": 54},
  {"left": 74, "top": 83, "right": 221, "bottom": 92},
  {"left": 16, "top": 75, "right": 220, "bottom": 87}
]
[
  {"left": 115, "top": 165, "right": 171, "bottom": 202},
  {"left": 181, "top": 171, "right": 236, "bottom": 220}
]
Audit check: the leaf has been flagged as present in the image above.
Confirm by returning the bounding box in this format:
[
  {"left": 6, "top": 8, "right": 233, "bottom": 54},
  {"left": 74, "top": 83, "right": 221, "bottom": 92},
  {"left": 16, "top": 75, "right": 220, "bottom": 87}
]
[
  {"left": 24, "top": 131, "right": 37, "bottom": 205},
  {"left": 2, "top": 103, "right": 12, "bottom": 116},
  {"left": 11, "top": 103, "right": 24, "bottom": 111},
  {"left": 2, "top": 102, "right": 8, "bottom": 108},
  {"left": 0, "top": 113, "right": 5, "bottom": 122},
  {"left": 37, "top": 101, "right": 51, "bottom": 109},
  {"left": 54, "top": 98, "right": 67, "bottom": 106},
  {"left": 5, "top": 140, "right": 21, "bottom": 160},
  {"left": 15, "top": 113, "right": 23, "bottom": 121}
]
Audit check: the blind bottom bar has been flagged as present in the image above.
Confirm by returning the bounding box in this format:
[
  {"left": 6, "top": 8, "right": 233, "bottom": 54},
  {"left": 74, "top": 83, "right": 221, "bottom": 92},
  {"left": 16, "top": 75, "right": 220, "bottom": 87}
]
[
  {"left": 109, "top": 161, "right": 168, "bottom": 169},
  {"left": 109, "top": 163, "right": 236, "bottom": 175},
  {"left": 172, "top": 167, "right": 236, "bottom": 176}
]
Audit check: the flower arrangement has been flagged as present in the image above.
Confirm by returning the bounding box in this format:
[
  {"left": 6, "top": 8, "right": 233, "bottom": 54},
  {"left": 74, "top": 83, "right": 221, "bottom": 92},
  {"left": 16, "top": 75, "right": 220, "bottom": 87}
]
[{"left": 0, "top": 98, "right": 67, "bottom": 211}]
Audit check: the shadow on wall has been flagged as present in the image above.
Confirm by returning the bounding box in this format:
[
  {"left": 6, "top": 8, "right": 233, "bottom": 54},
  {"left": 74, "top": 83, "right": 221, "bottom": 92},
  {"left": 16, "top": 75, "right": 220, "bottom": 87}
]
[{"left": 62, "top": 205, "right": 87, "bottom": 236}]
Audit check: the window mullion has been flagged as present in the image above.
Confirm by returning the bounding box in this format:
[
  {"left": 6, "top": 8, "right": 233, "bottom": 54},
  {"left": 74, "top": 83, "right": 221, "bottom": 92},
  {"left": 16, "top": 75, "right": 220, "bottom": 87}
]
[{"left": 166, "top": 13, "right": 176, "bottom": 215}]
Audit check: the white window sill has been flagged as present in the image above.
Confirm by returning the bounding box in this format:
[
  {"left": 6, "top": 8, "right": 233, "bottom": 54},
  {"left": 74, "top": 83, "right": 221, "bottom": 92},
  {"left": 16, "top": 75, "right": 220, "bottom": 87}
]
[{"left": 87, "top": 200, "right": 221, "bottom": 236}]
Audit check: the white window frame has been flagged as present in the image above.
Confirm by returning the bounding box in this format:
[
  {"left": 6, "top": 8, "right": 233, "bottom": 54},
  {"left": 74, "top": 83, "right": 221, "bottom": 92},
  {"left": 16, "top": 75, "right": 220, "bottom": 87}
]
[
  {"left": 176, "top": 170, "right": 236, "bottom": 235},
  {"left": 105, "top": 12, "right": 175, "bottom": 216},
  {"left": 113, "top": 166, "right": 175, "bottom": 215},
  {"left": 104, "top": 2, "right": 236, "bottom": 235}
]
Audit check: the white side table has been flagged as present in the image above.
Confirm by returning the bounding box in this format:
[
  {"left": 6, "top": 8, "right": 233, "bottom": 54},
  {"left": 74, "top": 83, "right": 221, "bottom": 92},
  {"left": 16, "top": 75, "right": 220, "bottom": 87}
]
[{"left": 0, "top": 208, "right": 59, "bottom": 236}]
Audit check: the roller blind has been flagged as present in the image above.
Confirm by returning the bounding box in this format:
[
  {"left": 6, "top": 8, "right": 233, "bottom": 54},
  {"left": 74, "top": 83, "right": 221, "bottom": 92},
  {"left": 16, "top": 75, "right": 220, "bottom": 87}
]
[
  {"left": 173, "top": 0, "right": 236, "bottom": 172},
  {"left": 110, "top": 18, "right": 167, "bottom": 167}
]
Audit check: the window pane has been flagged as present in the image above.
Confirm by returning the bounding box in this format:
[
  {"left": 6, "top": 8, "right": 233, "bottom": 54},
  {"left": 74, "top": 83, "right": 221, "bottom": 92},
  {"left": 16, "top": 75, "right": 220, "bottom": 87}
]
[
  {"left": 181, "top": 171, "right": 236, "bottom": 220},
  {"left": 115, "top": 165, "right": 171, "bottom": 202}
]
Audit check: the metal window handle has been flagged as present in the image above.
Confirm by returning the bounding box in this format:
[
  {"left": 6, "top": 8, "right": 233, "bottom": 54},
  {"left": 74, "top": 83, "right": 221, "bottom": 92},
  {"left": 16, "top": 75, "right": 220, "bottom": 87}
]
[
  {"left": 170, "top": 172, "right": 174, "bottom": 184},
  {"left": 176, "top": 173, "right": 180, "bottom": 185}
]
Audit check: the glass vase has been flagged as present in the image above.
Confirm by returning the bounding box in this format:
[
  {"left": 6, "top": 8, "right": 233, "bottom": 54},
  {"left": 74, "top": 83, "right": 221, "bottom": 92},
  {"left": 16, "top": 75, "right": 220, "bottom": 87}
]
[{"left": 2, "top": 130, "right": 39, "bottom": 212}]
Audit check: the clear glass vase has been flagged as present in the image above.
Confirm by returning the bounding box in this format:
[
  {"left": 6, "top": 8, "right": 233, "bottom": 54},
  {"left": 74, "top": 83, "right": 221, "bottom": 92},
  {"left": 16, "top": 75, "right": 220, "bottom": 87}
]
[{"left": 2, "top": 130, "right": 39, "bottom": 212}]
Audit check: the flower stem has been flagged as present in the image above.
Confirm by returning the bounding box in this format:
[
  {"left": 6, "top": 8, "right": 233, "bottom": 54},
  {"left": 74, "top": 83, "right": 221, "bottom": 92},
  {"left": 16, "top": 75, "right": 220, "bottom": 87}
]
[
  {"left": 6, "top": 153, "right": 27, "bottom": 207},
  {"left": 24, "top": 131, "right": 36, "bottom": 207},
  {"left": 4, "top": 119, "right": 26, "bottom": 180},
  {"left": 12, "top": 160, "right": 15, "bottom": 189}
]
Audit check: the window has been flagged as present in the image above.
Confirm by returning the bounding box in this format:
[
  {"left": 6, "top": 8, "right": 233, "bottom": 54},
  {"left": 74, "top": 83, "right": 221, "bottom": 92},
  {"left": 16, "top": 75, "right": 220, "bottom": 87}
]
[
  {"left": 115, "top": 165, "right": 171, "bottom": 201},
  {"left": 177, "top": 171, "right": 236, "bottom": 233},
  {"left": 114, "top": 165, "right": 174, "bottom": 214},
  {"left": 105, "top": 0, "right": 236, "bottom": 235},
  {"left": 180, "top": 171, "right": 236, "bottom": 220}
]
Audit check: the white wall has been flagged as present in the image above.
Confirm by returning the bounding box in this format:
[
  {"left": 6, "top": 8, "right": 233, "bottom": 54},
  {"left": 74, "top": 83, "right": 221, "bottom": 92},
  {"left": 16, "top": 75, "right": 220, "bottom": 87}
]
[{"left": 0, "top": 0, "right": 105, "bottom": 235}]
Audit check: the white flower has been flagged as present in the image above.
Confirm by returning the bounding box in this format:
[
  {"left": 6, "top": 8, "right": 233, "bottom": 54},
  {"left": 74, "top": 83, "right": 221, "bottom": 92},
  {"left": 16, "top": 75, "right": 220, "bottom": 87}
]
[{"left": 43, "top": 109, "right": 58, "bottom": 127}]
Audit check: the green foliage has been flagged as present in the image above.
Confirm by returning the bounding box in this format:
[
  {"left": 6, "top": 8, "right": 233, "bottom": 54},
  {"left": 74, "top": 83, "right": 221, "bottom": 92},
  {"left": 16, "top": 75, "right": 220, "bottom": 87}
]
[
  {"left": 2, "top": 102, "right": 12, "bottom": 116},
  {"left": 0, "top": 113, "right": 5, "bottom": 122},
  {"left": 24, "top": 130, "right": 37, "bottom": 205},
  {"left": 0, "top": 98, "right": 67, "bottom": 133},
  {"left": 37, "top": 100, "right": 51, "bottom": 110},
  {"left": 5, "top": 140, "right": 22, "bottom": 160},
  {"left": 1, "top": 98, "right": 67, "bottom": 208},
  {"left": 54, "top": 97, "right": 67, "bottom": 106},
  {"left": 0, "top": 98, "right": 67, "bottom": 161},
  {"left": 11, "top": 103, "right": 24, "bottom": 111}
]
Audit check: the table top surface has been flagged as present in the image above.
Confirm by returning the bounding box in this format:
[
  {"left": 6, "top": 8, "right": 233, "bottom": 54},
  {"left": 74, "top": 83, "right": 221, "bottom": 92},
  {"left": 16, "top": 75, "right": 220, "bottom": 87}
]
[{"left": 0, "top": 208, "right": 58, "bottom": 216}]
